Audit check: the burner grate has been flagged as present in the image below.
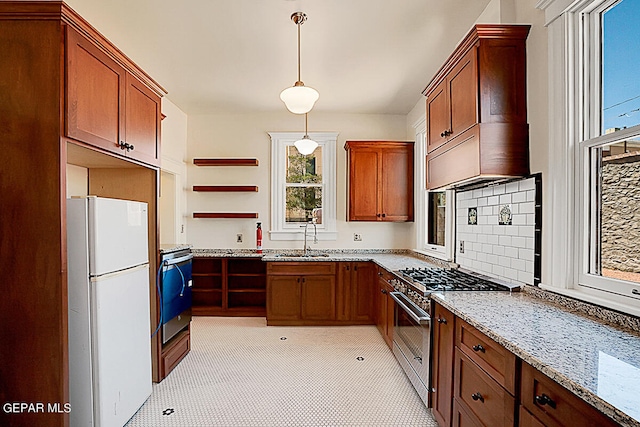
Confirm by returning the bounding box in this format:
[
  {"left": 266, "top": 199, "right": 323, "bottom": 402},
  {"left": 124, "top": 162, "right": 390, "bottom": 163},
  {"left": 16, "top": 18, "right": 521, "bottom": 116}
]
[{"left": 397, "top": 267, "right": 509, "bottom": 292}]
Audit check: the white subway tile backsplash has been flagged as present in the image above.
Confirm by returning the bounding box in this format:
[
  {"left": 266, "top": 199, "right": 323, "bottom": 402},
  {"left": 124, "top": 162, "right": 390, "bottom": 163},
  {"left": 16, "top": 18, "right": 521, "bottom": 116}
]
[
  {"left": 513, "top": 191, "right": 527, "bottom": 203},
  {"left": 493, "top": 185, "right": 506, "bottom": 195},
  {"left": 520, "top": 179, "right": 536, "bottom": 191},
  {"left": 512, "top": 214, "right": 527, "bottom": 225},
  {"left": 511, "top": 258, "right": 526, "bottom": 271},
  {"left": 455, "top": 177, "right": 536, "bottom": 286},
  {"left": 499, "top": 194, "right": 512, "bottom": 204},
  {"left": 505, "top": 247, "right": 519, "bottom": 259},
  {"left": 520, "top": 201, "right": 535, "bottom": 214},
  {"left": 519, "top": 248, "right": 535, "bottom": 261},
  {"left": 512, "top": 237, "right": 526, "bottom": 248},
  {"left": 526, "top": 237, "right": 535, "bottom": 250},
  {"left": 499, "top": 235, "right": 512, "bottom": 246},
  {"left": 506, "top": 182, "right": 520, "bottom": 194}
]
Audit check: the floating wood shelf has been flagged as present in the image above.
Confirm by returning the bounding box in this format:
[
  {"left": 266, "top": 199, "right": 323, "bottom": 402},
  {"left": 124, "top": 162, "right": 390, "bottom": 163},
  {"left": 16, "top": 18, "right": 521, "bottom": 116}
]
[
  {"left": 193, "top": 212, "right": 259, "bottom": 219},
  {"left": 193, "top": 185, "right": 258, "bottom": 192},
  {"left": 193, "top": 158, "right": 259, "bottom": 166}
]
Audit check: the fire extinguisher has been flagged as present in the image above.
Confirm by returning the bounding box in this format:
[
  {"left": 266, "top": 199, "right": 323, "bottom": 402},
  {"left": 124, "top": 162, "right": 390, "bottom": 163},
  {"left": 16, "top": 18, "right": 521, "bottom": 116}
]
[{"left": 256, "top": 222, "right": 262, "bottom": 254}]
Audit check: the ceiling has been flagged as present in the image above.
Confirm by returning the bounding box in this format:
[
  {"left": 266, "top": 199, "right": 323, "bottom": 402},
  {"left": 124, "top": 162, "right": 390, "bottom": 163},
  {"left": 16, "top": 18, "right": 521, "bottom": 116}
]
[{"left": 65, "top": 0, "right": 493, "bottom": 116}]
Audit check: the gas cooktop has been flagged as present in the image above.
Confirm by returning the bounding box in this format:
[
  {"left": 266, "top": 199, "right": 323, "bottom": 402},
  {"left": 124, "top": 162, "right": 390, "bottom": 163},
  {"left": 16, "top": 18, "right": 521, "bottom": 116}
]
[{"left": 395, "top": 267, "right": 518, "bottom": 293}]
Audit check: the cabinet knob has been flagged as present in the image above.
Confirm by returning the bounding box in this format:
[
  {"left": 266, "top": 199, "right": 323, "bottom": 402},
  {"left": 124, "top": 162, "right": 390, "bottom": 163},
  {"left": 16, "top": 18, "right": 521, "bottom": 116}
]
[
  {"left": 376, "top": 213, "right": 381, "bottom": 217},
  {"left": 381, "top": 289, "right": 387, "bottom": 294},
  {"left": 471, "top": 392, "right": 484, "bottom": 403},
  {"left": 440, "top": 131, "right": 446, "bottom": 137},
  {"left": 472, "top": 344, "right": 486, "bottom": 353},
  {"left": 381, "top": 213, "right": 386, "bottom": 218},
  {"left": 437, "top": 317, "right": 447, "bottom": 324},
  {"left": 535, "top": 394, "right": 556, "bottom": 409}
]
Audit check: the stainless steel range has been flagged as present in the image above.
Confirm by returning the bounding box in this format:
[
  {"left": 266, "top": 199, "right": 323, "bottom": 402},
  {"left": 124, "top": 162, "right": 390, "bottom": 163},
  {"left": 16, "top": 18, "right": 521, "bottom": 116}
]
[
  {"left": 396, "top": 267, "right": 520, "bottom": 295},
  {"left": 388, "top": 267, "right": 517, "bottom": 408}
]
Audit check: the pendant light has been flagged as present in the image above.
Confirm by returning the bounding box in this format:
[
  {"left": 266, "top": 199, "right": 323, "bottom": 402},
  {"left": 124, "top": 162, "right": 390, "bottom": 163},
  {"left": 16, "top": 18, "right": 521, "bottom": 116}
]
[
  {"left": 280, "top": 12, "right": 319, "bottom": 114},
  {"left": 294, "top": 113, "right": 318, "bottom": 155}
]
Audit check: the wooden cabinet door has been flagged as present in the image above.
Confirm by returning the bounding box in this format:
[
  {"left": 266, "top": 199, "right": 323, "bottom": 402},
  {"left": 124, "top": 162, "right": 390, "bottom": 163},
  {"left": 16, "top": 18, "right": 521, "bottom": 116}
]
[
  {"left": 432, "top": 302, "right": 456, "bottom": 427},
  {"left": 427, "top": 79, "right": 449, "bottom": 153},
  {"left": 448, "top": 48, "right": 478, "bottom": 140},
  {"left": 350, "top": 262, "right": 375, "bottom": 322},
  {"left": 301, "top": 275, "right": 336, "bottom": 321},
  {"left": 267, "top": 276, "right": 300, "bottom": 321},
  {"left": 348, "top": 148, "right": 380, "bottom": 221},
  {"left": 381, "top": 147, "right": 413, "bottom": 221},
  {"left": 66, "top": 27, "right": 124, "bottom": 153},
  {"left": 124, "top": 73, "right": 161, "bottom": 166}
]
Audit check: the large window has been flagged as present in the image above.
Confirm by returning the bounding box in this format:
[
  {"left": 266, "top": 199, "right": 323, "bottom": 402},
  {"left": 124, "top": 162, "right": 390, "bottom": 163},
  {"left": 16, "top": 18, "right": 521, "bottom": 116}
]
[
  {"left": 578, "top": 0, "right": 640, "bottom": 299},
  {"left": 539, "top": 0, "right": 640, "bottom": 312},
  {"left": 269, "top": 132, "right": 338, "bottom": 240}
]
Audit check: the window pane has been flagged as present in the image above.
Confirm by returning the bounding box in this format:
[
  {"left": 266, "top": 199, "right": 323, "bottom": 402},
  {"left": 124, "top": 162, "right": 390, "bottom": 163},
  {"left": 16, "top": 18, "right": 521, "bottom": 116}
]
[
  {"left": 601, "top": 0, "right": 640, "bottom": 133},
  {"left": 427, "top": 192, "right": 446, "bottom": 246},
  {"left": 286, "top": 146, "right": 323, "bottom": 184},
  {"left": 592, "top": 137, "right": 640, "bottom": 284},
  {"left": 286, "top": 187, "right": 322, "bottom": 223}
]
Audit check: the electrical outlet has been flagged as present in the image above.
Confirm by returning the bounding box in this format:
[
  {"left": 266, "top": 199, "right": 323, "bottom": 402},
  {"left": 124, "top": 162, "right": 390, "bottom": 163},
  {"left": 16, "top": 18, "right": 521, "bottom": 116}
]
[
  {"left": 459, "top": 240, "right": 464, "bottom": 253},
  {"left": 354, "top": 233, "right": 362, "bottom": 241},
  {"left": 237, "top": 233, "right": 243, "bottom": 243}
]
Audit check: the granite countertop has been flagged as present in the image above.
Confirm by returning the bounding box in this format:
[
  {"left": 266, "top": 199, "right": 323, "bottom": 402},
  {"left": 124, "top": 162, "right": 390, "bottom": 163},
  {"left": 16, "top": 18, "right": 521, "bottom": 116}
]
[
  {"left": 159, "top": 243, "right": 192, "bottom": 254},
  {"left": 432, "top": 290, "right": 640, "bottom": 427},
  {"left": 191, "top": 248, "right": 452, "bottom": 271}
]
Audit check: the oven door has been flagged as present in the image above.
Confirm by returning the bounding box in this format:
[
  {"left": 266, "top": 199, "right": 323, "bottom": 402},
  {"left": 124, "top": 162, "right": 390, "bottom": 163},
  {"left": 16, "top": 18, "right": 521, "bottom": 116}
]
[{"left": 390, "top": 291, "right": 430, "bottom": 406}]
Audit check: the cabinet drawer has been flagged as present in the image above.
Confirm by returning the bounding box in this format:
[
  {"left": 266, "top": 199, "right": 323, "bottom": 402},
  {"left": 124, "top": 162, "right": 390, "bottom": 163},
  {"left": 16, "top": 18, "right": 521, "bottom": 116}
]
[
  {"left": 161, "top": 329, "right": 190, "bottom": 377},
  {"left": 457, "top": 319, "right": 517, "bottom": 394},
  {"left": 452, "top": 398, "right": 483, "bottom": 427},
  {"left": 518, "top": 405, "right": 546, "bottom": 427},
  {"left": 521, "top": 362, "right": 619, "bottom": 427},
  {"left": 454, "top": 348, "right": 515, "bottom": 427},
  {"left": 267, "top": 262, "right": 336, "bottom": 275}
]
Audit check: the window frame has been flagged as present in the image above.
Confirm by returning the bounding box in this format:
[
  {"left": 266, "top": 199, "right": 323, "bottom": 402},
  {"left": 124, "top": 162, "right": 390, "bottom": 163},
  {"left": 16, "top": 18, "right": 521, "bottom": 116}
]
[
  {"left": 539, "top": 0, "right": 640, "bottom": 314},
  {"left": 268, "top": 131, "right": 338, "bottom": 241},
  {"left": 413, "top": 117, "right": 455, "bottom": 261}
]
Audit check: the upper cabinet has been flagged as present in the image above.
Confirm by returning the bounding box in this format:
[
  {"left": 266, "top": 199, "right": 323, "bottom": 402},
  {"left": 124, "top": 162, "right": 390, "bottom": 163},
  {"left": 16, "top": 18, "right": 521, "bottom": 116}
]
[
  {"left": 423, "top": 25, "right": 530, "bottom": 189},
  {"left": 65, "top": 24, "right": 163, "bottom": 167},
  {"left": 345, "top": 141, "right": 414, "bottom": 222}
]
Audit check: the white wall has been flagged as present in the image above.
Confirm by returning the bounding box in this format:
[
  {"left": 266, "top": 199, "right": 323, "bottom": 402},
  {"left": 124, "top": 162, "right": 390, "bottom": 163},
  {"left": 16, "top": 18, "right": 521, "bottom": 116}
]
[
  {"left": 66, "top": 164, "right": 88, "bottom": 197},
  {"left": 160, "top": 98, "right": 189, "bottom": 245},
  {"left": 186, "top": 112, "right": 415, "bottom": 249}
]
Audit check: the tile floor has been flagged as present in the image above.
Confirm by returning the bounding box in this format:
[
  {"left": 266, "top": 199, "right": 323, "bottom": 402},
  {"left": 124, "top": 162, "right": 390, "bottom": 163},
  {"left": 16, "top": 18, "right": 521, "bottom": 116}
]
[{"left": 126, "top": 317, "right": 438, "bottom": 426}]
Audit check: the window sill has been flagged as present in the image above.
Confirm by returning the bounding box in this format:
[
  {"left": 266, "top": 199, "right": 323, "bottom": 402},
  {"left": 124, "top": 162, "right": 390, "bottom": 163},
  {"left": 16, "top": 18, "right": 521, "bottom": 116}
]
[
  {"left": 538, "top": 283, "right": 640, "bottom": 318},
  {"left": 269, "top": 230, "right": 338, "bottom": 241},
  {"left": 414, "top": 248, "right": 452, "bottom": 263}
]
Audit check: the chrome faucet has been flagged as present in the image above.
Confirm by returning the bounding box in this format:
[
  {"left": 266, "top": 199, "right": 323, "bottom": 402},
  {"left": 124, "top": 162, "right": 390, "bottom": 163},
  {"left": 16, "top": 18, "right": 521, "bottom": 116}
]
[{"left": 301, "top": 219, "right": 318, "bottom": 256}]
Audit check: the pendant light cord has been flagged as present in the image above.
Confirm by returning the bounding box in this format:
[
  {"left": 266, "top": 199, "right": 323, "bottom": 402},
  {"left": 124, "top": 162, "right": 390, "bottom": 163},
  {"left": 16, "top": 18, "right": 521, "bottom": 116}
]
[{"left": 297, "top": 20, "right": 301, "bottom": 83}]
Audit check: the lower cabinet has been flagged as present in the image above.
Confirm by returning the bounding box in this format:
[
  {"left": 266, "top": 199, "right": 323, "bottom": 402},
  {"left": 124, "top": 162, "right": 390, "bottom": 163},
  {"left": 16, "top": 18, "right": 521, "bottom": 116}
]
[
  {"left": 432, "top": 301, "right": 456, "bottom": 426},
  {"left": 520, "top": 362, "right": 620, "bottom": 427},
  {"left": 192, "top": 257, "right": 266, "bottom": 316},
  {"left": 266, "top": 262, "right": 337, "bottom": 325},
  {"left": 376, "top": 267, "right": 395, "bottom": 349},
  {"left": 432, "top": 302, "right": 620, "bottom": 427},
  {"left": 337, "top": 262, "right": 376, "bottom": 323}
]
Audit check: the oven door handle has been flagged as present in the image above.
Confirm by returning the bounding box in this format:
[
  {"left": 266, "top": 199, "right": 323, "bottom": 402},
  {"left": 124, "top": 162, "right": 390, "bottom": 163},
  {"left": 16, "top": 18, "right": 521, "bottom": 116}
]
[
  {"left": 390, "top": 292, "right": 430, "bottom": 325},
  {"left": 163, "top": 253, "right": 193, "bottom": 266}
]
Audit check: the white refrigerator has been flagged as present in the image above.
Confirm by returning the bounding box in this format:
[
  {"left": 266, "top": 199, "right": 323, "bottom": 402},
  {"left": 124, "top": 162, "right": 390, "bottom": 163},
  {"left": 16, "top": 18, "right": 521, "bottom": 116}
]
[{"left": 67, "top": 196, "right": 152, "bottom": 427}]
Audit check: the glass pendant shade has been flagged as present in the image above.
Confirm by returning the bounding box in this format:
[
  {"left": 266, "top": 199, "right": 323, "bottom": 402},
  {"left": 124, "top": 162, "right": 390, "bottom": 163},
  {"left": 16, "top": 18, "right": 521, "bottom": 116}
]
[
  {"left": 294, "top": 135, "right": 318, "bottom": 155},
  {"left": 280, "top": 83, "right": 319, "bottom": 114}
]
